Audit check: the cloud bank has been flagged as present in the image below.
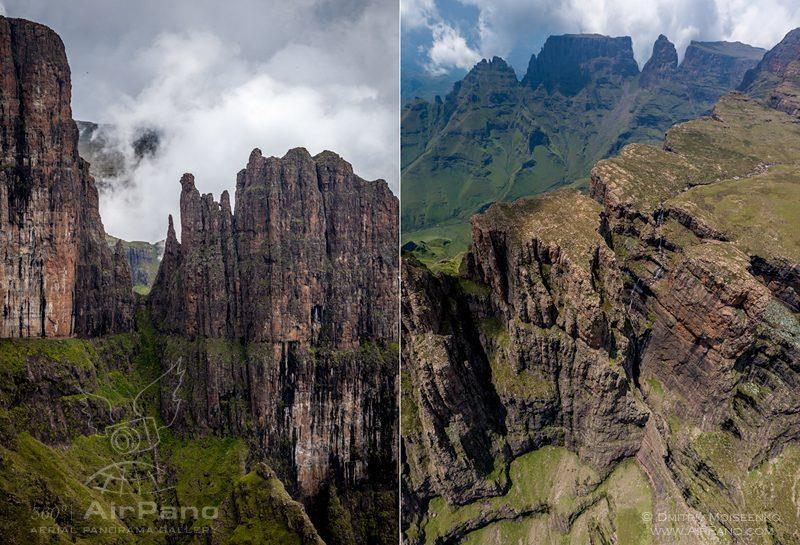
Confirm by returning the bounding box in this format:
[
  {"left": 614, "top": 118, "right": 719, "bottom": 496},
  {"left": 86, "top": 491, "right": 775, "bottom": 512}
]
[
  {"left": 4, "top": 0, "right": 398, "bottom": 242},
  {"left": 405, "top": 0, "right": 800, "bottom": 74}
]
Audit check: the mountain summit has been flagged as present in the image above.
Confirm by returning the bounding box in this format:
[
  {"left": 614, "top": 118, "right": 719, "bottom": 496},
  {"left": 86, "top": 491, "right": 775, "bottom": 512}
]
[
  {"left": 740, "top": 27, "right": 800, "bottom": 115},
  {"left": 523, "top": 34, "right": 639, "bottom": 94},
  {"left": 640, "top": 34, "right": 678, "bottom": 87},
  {"left": 401, "top": 32, "right": 766, "bottom": 265},
  {"left": 0, "top": 17, "right": 133, "bottom": 337}
]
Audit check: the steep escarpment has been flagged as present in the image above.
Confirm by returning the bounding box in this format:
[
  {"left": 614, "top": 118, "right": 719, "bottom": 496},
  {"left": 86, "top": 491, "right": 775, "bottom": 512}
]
[
  {"left": 0, "top": 16, "right": 397, "bottom": 545},
  {"left": 522, "top": 34, "right": 639, "bottom": 94},
  {"left": 401, "top": 32, "right": 765, "bottom": 266},
  {"left": 402, "top": 32, "right": 800, "bottom": 544},
  {"left": 148, "top": 148, "right": 399, "bottom": 543},
  {"left": 740, "top": 27, "right": 800, "bottom": 116},
  {"left": 639, "top": 35, "right": 678, "bottom": 88},
  {"left": 679, "top": 40, "right": 765, "bottom": 100},
  {"left": 0, "top": 17, "right": 133, "bottom": 338},
  {"left": 402, "top": 192, "right": 654, "bottom": 544}
]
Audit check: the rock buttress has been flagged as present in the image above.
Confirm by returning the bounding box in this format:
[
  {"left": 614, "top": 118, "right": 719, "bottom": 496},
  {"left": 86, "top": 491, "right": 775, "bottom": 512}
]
[
  {"left": 149, "top": 148, "right": 399, "bottom": 506},
  {"left": 0, "top": 16, "right": 132, "bottom": 338}
]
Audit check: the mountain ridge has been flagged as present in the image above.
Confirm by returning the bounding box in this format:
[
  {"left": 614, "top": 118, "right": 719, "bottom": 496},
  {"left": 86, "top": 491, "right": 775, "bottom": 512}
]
[
  {"left": 402, "top": 26, "right": 800, "bottom": 544},
  {"left": 401, "top": 32, "right": 766, "bottom": 268}
]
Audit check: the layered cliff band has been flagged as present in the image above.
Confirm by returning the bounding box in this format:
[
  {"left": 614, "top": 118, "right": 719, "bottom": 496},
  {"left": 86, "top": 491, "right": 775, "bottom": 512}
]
[{"left": 2, "top": 1, "right": 800, "bottom": 544}]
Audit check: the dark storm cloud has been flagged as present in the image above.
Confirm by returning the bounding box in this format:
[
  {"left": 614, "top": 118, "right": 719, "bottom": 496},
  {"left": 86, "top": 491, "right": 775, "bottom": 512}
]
[{"left": 1, "top": 0, "right": 399, "bottom": 241}]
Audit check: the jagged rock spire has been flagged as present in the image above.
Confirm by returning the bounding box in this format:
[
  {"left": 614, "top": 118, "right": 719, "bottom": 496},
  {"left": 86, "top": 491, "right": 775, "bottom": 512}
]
[{"left": 640, "top": 34, "right": 678, "bottom": 87}]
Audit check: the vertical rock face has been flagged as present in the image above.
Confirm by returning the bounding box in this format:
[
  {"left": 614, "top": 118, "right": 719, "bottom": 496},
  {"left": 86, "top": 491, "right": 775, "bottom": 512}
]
[
  {"left": 149, "top": 149, "right": 399, "bottom": 501},
  {"left": 678, "top": 41, "right": 766, "bottom": 100},
  {"left": 152, "top": 148, "right": 398, "bottom": 347},
  {"left": 234, "top": 148, "right": 398, "bottom": 346},
  {"left": 522, "top": 34, "right": 640, "bottom": 94},
  {"left": 0, "top": 16, "right": 132, "bottom": 338},
  {"left": 640, "top": 34, "right": 678, "bottom": 87},
  {"left": 402, "top": 191, "right": 649, "bottom": 508},
  {"left": 740, "top": 28, "right": 800, "bottom": 115}
]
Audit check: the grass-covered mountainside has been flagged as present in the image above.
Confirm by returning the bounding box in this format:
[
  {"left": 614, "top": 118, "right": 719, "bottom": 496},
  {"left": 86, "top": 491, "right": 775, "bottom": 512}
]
[
  {"left": 401, "top": 27, "right": 800, "bottom": 545},
  {"left": 401, "top": 34, "right": 765, "bottom": 267},
  {"left": 0, "top": 311, "right": 326, "bottom": 544}
]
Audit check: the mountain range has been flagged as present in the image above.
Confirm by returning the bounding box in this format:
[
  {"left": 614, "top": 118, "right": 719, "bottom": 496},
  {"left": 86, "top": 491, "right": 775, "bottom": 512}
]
[
  {"left": 401, "top": 33, "right": 766, "bottom": 267},
  {"left": 402, "top": 27, "right": 800, "bottom": 545},
  {"left": 0, "top": 16, "right": 397, "bottom": 545}
]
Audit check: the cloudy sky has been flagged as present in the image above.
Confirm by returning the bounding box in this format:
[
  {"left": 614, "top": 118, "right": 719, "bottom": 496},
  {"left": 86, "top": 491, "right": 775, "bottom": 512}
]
[
  {"left": 1, "top": 0, "right": 398, "bottom": 242},
  {"left": 403, "top": 0, "right": 800, "bottom": 87}
]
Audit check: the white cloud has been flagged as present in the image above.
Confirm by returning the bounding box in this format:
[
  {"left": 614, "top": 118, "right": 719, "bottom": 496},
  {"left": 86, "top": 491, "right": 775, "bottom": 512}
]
[
  {"left": 402, "top": 0, "right": 436, "bottom": 28},
  {"left": 430, "top": 0, "right": 800, "bottom": 67},
  {"left": 0, "top": 3, "right": 6, "bottom": 16},
  {"left": 426, "top": 23, "right": 482, "bottom": 74},
  {"left": 98, "top": 30, "right": 397, "bottom": 242},
  {"left": 402, "top": 0, "right": 481, "bottom": 74},
  {"left": 4, "top": 0, "right": 398, "bottom": 243}
]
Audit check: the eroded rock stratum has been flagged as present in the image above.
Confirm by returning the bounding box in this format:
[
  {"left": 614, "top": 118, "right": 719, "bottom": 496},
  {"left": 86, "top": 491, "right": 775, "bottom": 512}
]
[
  {"left": 402, "top": 27, "right": 800, "bottom": 545},
  {"left": 0, "top": 15, "right": 398, "bottom": 545},
  {"left": 0, "top": 17, "right": 133, "bottom": 338}
]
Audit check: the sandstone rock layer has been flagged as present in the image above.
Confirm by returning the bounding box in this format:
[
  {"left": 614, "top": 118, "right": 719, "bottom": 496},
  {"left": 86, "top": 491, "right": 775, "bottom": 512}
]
[
  {"left": 402, "top": 28, "right": 800, "bottom": 545},
  {"left": 149, "top": 149, "right": 399, "bottom": 502},
  {"left": 0, "top": 16, "right": 132, "bottom": 338}
]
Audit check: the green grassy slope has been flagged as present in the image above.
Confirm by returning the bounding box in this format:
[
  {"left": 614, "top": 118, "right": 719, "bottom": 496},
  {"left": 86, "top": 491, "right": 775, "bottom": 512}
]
[
  {"left": 401, "top": 40, "right": 764, "bottom": 265},
  {"left": 0, "top": 311, "right": 325, "bottom": 545}
]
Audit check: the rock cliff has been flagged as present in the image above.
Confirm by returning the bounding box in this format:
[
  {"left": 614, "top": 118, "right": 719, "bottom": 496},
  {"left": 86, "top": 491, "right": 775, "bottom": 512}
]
[
  {"left": 148, "top": 147, "right": 399, "bottom": 542},
  {"left": 0, "top": 16, "right": 133, "bottom": 338},
  {"left": 679, "top": 40, "right": 765, "bottom": 100},
  {"left": 402, "top": 32, "right": 765, "bottom": 265},
  {"left": 0, "top": 16, "right": 397, "bottom": 545},
  {"left": 522, "top": 34, "right": 639, "bottom": 94},
  {"left": 402, "top": 29, "right": 800, "bottom": 545},
  {"left": 106, "top": 235, "right": 164, "bottom": 293},
  {"left": 639, "top": 34, "right": 678, "bottom": 88},
  {"left": 739, "top": 27, "right": 800, "bottom": 116}
]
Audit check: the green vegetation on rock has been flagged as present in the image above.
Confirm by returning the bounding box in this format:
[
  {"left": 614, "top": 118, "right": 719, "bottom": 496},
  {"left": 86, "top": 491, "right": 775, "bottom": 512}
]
[{"left": 420, "top": 447, "right": 654, "bottom": 545}]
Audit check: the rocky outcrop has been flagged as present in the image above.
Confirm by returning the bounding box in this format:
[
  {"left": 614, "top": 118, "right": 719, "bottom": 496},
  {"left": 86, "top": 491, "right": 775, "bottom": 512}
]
[
  {"left": 590, "top": 88, "right": 800, "bottom": 453},
  {"left": 740, "top": 27, "right": 800, "bottom": 115},
  {"left": 640, "top": 34, "right": 678, "bottom": 87},
  {"left": 403, "top": 30, "right": 800, "bottom": 544},
  {"left": 402, "top": 191, "right": 649, "bottom": 510},
  {"left": 153, "top": 150, "right": 397, "bottom": 347},
  {"left": 149, "top": 149, "right": 398, "bottom": 510},
  {"left": 0, "top": 17, "right": 132, "bottom": 338},
  {"left": 678, "top": 41, "right": 766, "bottom": 101},
  {"left": 522, "top": 34, "right": 639, "bottom": 95},
  {"left": 213, "top": 463, "right": 326, "bottom": 545}
]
